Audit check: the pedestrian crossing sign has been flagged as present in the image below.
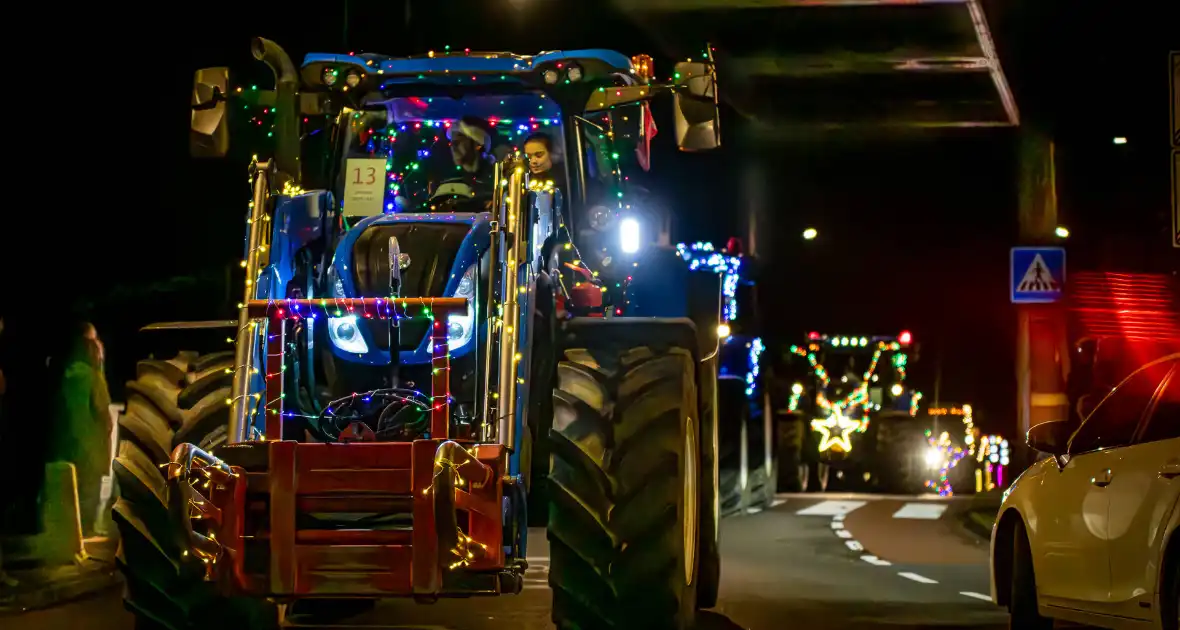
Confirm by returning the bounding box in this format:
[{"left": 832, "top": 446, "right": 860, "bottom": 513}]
[{"left": 1011, "top": 247, "right": 1066, "bottom": 303}]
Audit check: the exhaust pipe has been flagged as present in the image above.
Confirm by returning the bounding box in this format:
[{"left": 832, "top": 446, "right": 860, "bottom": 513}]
[
  {"left": 251, "top": 37, "right": 301, "bottom": 184},
  {"left": 251, "top": 37, "right": 298, "bottom": 85}
]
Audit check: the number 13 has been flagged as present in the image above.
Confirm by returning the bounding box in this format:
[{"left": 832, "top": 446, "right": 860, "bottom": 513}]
[{"left": 352, "top": 167, "right": 377, "bottom": 185}]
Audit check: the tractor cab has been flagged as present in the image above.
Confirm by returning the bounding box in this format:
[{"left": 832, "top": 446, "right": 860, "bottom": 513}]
[{"left": 186, "top": 43, "right": 722, "bottom": 440}]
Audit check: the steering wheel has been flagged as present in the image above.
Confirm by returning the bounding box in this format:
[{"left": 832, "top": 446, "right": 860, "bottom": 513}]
[{"left": 425, "top": 179, "right": 493, "bottom": 213}]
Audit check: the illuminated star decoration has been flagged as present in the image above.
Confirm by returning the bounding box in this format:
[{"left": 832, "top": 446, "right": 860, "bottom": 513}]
[
  {"left": 788, "top": 340, "right": 922, "bottom": 449},
  {"left": 810, "top": 411, "right": 861, "bottom": 453}
]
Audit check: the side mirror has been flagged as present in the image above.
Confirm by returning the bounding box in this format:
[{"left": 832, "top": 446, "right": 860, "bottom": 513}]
[
  {"left": 1027, "top": 420, "right": 1072, "bottom": 456},
  {"left": 190, "top": 67, "right": 230, "bottom": 158},
  {"left": 673, "top": 60, "right": 721, "bottom": 152}
]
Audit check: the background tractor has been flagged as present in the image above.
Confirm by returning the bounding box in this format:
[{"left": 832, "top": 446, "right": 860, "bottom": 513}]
[
  {"left": 775, "top": 331, "right": 922, "bottom": 493},
  {"left": 111, "top": 38, "right": 767, "bottom": 630}
]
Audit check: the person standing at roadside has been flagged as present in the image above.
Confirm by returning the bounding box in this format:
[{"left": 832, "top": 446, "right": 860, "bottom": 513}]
[{"left": 50, "top": 322, "right": 112, "bottom": 537}]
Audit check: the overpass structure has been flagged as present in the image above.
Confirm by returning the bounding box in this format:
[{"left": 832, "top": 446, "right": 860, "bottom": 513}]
[{"left": 611, "top": 0, "right": 1019, "bottom": 136}]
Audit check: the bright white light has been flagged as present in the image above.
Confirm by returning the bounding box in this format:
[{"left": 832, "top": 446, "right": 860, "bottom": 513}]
[
  {"left": 620, "top": 218, "right": 641, "bottom": 254},
  {"left": 329, "top": 315, "right": 369, "bottom": 354},
  {"left": 802, "top": 227, "right": 818, "bottom": 240},
  {"left": 925, "top": 448, "right": 943, "bottom": 469},
  {"left": 1054, "top": 226, "right": 1070, "bottom": 238},
  {"left": 891, "top": 384, "right": 904, "bottom": 397},
  {"left": 791, "top": 382, "right": 804, "bottom": 395},
  {"left": 1113, "top": 137, "right": 1127, "bottom": 145},
  {"left": 716, "top": 323, "right": 731, "bottom": 338}
]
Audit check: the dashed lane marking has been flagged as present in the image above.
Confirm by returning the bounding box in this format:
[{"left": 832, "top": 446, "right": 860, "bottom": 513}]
[
  {"left": 845, "top": 540, "right": 864, "bottom": 552},
  {"left": 898, "top": 572, "right": 939, "bottom": 584},
  {"left": 891, "top": 503, "right": 949, "bottom": 520},
  {"left": 795, "top": 500, "right": 866, "bottom": 516},
  {"left": 861, "top": 555, "right": 892, "bottom": 566},
  {"left": 960, "top": 591, "right": 993, "bottom": 602}
]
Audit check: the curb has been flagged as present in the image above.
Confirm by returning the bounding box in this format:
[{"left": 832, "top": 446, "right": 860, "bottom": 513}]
[{"left": 0, "top": 566, "right": 122, "bottom": 616}]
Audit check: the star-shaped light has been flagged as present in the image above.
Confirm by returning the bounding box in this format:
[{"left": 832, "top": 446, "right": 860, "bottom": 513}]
[{"left": 810, "top": 412, "right": 862, "bottom": 453}]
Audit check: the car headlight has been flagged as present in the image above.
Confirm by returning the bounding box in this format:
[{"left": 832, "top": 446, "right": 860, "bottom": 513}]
[
  {"left": 328, "top": 314, "right": 369, "bottom": 354},
  {"left": 620, "top": 218, "right": 641, "bottom": 254},
  {"left": 429, "top": 263, "right": 477, "bottom": 352}
]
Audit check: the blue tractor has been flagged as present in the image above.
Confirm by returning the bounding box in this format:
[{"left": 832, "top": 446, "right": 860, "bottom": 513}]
[{"left": 112, "top": 39, "right": 766, "bottom": 630}]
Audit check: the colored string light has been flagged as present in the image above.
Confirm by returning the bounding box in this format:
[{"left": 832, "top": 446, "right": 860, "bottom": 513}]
[{"left": 787, "top": 339, "right": 920, "bottom": 453}]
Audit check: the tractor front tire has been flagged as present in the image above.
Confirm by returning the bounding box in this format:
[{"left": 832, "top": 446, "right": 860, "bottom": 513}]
[
  {"left": 112, "top": 351, "right": 276, "bottom": 630},
  {"left": 548, "top": 334, "right": 700, "bottom": 630}
]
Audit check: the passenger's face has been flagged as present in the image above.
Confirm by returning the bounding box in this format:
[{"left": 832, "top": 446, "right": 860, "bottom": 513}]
[{"left": 524, "top": 140, "right": 552, "bottom": 174}]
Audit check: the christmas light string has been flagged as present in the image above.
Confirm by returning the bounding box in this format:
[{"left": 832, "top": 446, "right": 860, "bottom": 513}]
[
  {"left": 921, "top": 404, "right": 1008, "bottom": 496},
  {"left": 785, "top": 340, "right": 921, "bottom": 453},
  {"left": 676, "top": 242, "right": 743, "bottom": 321}
]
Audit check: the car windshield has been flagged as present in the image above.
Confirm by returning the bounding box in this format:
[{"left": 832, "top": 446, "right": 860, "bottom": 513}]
[{"left": 334, "top": 93, "right": 564, "bottom": 217}]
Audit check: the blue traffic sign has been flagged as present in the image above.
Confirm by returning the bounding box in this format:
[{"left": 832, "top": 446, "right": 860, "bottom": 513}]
[{"left": 1011, "top": 247, "right": 1066, "bottom": 303}]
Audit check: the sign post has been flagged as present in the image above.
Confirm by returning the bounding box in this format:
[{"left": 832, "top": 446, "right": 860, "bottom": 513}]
[
  {"left": 1171, "top": 52, "right": 1178, "bottom": 247},
  {"left": 1173, "top": 149, "right": 1178, "bottom": 248}
]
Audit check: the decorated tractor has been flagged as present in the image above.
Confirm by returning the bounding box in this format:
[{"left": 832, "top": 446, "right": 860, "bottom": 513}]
[
  {"left": 775, "top": 331, "right": 923, "bottom": 493},
  {"left": 677, "top": 241, "right": 777, "bottom": 514},
  {"left": 110, "top": 38, "right": 769, "bottom": 630}
]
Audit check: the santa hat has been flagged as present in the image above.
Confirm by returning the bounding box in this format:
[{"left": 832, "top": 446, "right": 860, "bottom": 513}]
[{"left": 447, "top": 118, "right": 491, "bottom": 151}]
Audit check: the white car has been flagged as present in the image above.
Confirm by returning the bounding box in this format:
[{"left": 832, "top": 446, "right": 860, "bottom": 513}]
[{"left": 990, "top": 352, "right": 1180, "bottom": 630}]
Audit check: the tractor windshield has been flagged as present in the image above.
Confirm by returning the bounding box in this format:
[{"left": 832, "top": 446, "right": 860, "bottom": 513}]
[{"left": 334, "top": 93, "right": 564, "bottom": 217}]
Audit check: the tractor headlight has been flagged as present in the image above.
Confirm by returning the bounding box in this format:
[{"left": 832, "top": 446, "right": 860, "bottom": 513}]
[
  {"left": 429, "top": 263, "right": 477, "bottom": 353},
  {"left": 620, "top": 218, "right": 641, "bottom": 254},
  {"left": 322, "top": 67, "right": 340, "bottom": 86},
  {"left": 328, "top": 315, "right": 369, "bottom": 354}
]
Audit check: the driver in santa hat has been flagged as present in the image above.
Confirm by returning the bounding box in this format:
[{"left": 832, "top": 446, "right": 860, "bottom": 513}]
[{"left": 429, "top": 116, "right": 497, "bottom": 199}]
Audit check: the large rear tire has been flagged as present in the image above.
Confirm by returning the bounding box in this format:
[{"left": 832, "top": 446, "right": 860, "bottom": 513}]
[
  {"left": 548, "top": 336, "right": 700, "bottom": 630},
  {"left": 112, "top": 351, "right": 276, "bottom": 630}
]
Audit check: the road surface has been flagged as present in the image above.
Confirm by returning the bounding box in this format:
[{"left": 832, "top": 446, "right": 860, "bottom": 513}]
[{"left": 5, "top": 493, "right": 1008, "bottom": 629}]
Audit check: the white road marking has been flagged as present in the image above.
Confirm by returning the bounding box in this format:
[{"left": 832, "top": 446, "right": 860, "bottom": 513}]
[
  {"left": 891, "top": 503, "right": 949, "bottom": 520},
  {"left": 832, "top": 513, "right": 846, "bottom": 522},
  {"left": 747, "top": 506, "right": 763, "bottom": 515},
  {"left": 898, "top": 572, "right": 939, "bottom": 584},
  {"left": 960, "top": 591, "right": 993, "bottom": 602},
  {"left": 771, "top": 499, "right": 786, "bottom": 508},
  {"left": 795, "top": 500, "right": 866, "bottom": 517},
  {"left": 526, "top": 557, "right": 549, "bottom": 563},
  {"left": 829, "top": 520, "right": 845, "bottom": 529},
  {"left": 861, "top": 555, "right": 892, "bottom": 566},
  {"left": 844, "top": 540, "right": 864, "bottom": 551},
  {"left": 835, "top": 529, "right": 852, "bottom": 539}
]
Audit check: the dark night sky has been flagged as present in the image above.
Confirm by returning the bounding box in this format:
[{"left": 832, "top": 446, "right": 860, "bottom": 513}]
[{"left": 25, "top": 0, "right": 1180, "bottom": 436}]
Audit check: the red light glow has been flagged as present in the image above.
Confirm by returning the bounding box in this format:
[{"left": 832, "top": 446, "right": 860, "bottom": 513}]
[{"left": 899, "top": 331, "right": 913, "bottom": 345}]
